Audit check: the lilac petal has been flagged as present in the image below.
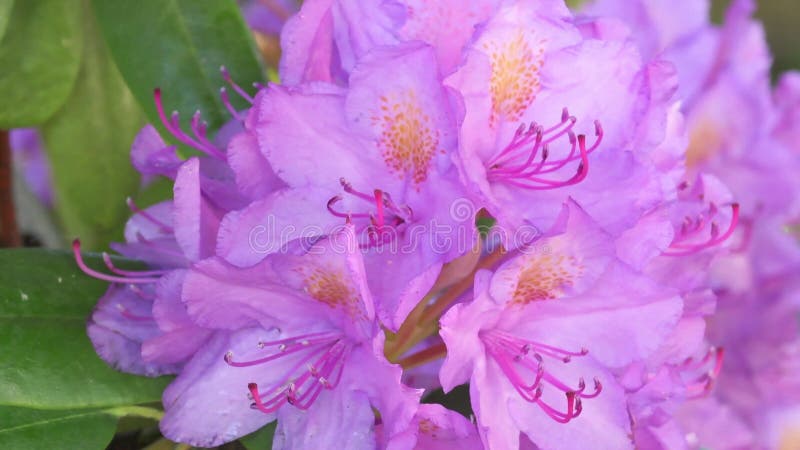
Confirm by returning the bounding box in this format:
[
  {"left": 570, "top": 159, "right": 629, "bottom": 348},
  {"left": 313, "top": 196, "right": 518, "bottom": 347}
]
[
  {"left": 488, "top": 199, "right": 615, "bottom": 305},
  {"left": 173, "top": 158, "right": 222, "bottom": 262},
  {"left": 439, "top": 275, "right": 499, "bottom": 392},
  {"left": 507, "top": 357, "right": 633, "bottom": 450},
  {"left": 366, "top": 251, "right": 442, "bottom": 331},
  {"left": 398, "top": 0, "right": 498, "bottom": 74},
  {"left": 273, "top": 385, "right": 375, "bottom": 450},
  {"left": 152, "top": 270, "right": 191, "bottom": 331},
  {"left": 141, "top": 326, "right": 212, "bottom": 366},
  {"left": 183, "top": 257, "right": 321, "bottom": 331},
  {"left": 279, "top": 0, "right": 341, "bottom": 85},
  {"left": 216, "top": 186, "right": 343, "bottom": 267},
  {"left": 469, "top": 362, "right": 523, "bottom": 450},
  {"left": 255, "top": 83, "right": 384, "bottom": 189},
  {"left": 406, "top": 404, "right": 482, "bottom": 450},
  {"left": 130, "top": 124, "right": 181, "bottom": 180},
  {"left": 505, "top": 265, "right": 684, "bottom": 368},
  {"left": 87, "top": 285, "right": 179, "bottom": 376},
  {"left": 160, "top": 329, "right": 276, "bottom": 447},
  {"left": 122, "top": 200, "right": 174, "bottom": 244},
  {"left": 226, "top": 131, "right": 284, "bottom": 201}
]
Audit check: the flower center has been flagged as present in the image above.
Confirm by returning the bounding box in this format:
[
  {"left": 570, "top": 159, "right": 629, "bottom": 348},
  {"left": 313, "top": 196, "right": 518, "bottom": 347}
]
[
  {"left": 480, "top": 329, "right": 601, "bottom": 423},
  {"left": 326, "top": 178, "right": 413, "bottom": 248},
  {"left": 486, "top": 108, "right": 603, "bottom": 190}
]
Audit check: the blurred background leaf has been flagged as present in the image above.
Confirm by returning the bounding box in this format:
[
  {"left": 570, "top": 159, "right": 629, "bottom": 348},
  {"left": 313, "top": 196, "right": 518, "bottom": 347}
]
[
  {"left": 0, "top": 0, "right": 14, "bottom": 42},
  {"left": 39, "top": 0, "right": 146, "bottom": 251},
  {"left": 92, "top": 0, "right": 266, "bottom": 136},
  {"left": 0, "top": 0, "right": 82, "bottom": 127}
]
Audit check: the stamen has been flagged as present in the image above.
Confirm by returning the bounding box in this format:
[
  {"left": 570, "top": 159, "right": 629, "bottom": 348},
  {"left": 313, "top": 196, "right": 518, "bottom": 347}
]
[
  {"left": 663, "top": 204, "right": 740, "bottom": 256},
  {"left": 220, "top": 66, "right": 254, "bottom": 104},
  {"left": 126, "top": 197, "right": 173, "bottom": 233},
  {"left": 220, "top": 87, "right": 243, "bottom": 121},
  {"left": 325, "top": 178, "right": 412, "bottom": 248},
  {"left": 116, "top": 304, "right": 154, "bottom": 322},
  {"left": 102, "top": 253, "right": 169, "bottom": 277},
  {"left": 239, "top": 334, "right": 349, "bottom": 414},
  {"left": 152, "top": 88, "right": 226, "bottom": 159},
  {"left": 480, "top": 329, "right": 598, "bottom": 423},
  {"left": 73, "top": 239, "right": 160, "bottom": 284},
  {"left": 487, "top": 113, "right": 599, "bottom": 190},
  {"left": 683, "top": 347, "right": 724, "bottom": 398}
]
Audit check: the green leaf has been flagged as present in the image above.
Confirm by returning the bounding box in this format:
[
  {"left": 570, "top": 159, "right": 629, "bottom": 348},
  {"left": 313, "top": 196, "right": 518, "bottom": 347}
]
[
  {"left": 240, "top": 421, "right": 277, "bottom": 450},
  {"left": 41, "top": 1, "right": 147, "bottom": 251},
  {"left": 0, "top": 0, "right": 14, "bottom": 42},
  {"left": 0, "top": 405, "right": 117, "bottom": 450},
  {"left": 0, "top": 249, "right": 171, "bottom": 409},
  {"left": 92, "top": 0, "right": 265, "bottom": 134},
  {"left": 0, "top": 0, "right": 82, "bottom": 127}
]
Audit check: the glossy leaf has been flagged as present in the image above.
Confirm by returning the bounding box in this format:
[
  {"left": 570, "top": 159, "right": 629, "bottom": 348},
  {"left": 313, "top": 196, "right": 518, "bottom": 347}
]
[
  {"left": 0, "top": 0, "right": 14, "bottom": 42},
  {"left": 92, "top": 0, "right": 265, "bottom": 134},
  {"left": 0, "top": 0, "right": 82, "bottom": 127},
  {"left": 240, "top": 421, "right": 277, "bottom": 450},
  {"left": 0, "top": 406, "right": 117, "bottom": 450},
  {"left": 41, "top": 1, "right": 146, "bottom": 251},
  {"left": 0, "top": 249, "right": 171, "bottom": 409}
]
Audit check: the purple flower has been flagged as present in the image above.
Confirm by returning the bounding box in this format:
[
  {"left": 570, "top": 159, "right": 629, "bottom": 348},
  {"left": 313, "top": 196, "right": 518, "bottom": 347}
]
[
  {"left": 242, "top": 0, "right": 299, "bottom": 37},
  {"left": 379, "top": 404, "right": 482, "bottom": 450},
  {"left": 161, "top": 223, "right": 420, "bottom": 448},
  {"left": 442, "top": 0, "right": 675, "bottom": 240},
  {"left": 217, "top": 42, "right": 476, "bottom": 329},
  {"left": 10, "top": 128, "right": 54, "bottom": 207},
  {"left": 77, "top": 72, "right": 282, "bottom": 376},
  {"left": 439, "top": 200, "right": 683, "bottom": 449},
  {"left": 76, "top": 158, "right": 222, "bottom": 375}
]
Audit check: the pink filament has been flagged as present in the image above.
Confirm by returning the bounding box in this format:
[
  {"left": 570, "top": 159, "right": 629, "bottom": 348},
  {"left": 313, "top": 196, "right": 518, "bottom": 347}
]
[
  {"left": 326, "top": 178, "right": 411, "bottom": 248},
  {"left": 73, "top": 239, "right": 160, "bottom": 284},
  {"left": 125, "top": 197, "right": 173, "bottom": 234},
  {"left": 481, "top": 329, "right": 600, "bottom": 423},
  {"left": 225, "top": 332, "right": 349, "bottom": 414},
  {"left": 152, "top": 88, "right": 227, "bottom": 160},
  {"left": 663, "top": 204, "right": 740, "bottom": 256},
  {"left": 487, "top": 110, "right": 602, "bottom": 190},
  {"left": 683, "top": 347, "right": 724, "bottom": 398}
]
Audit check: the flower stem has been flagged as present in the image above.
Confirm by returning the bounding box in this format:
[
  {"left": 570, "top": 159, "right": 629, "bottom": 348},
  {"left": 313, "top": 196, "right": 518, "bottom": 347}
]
[{"left": 397, "top": 341, "right": 447, "bottom": 370}]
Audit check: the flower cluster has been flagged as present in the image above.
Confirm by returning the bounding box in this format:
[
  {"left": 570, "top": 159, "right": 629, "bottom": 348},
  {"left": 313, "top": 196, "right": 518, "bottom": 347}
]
[{"left": 77, "top": 0, "right": 800, "bottom": 448}]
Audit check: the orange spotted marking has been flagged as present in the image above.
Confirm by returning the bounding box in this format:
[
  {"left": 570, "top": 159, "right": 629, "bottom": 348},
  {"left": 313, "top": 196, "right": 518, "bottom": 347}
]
[
  {"left": 484, "top": 32, "right": 545, "bottom": 125},
  {"left": 304, "top": 267, "right": 361, "bottom": 317},
  {"left": 374, "top": 91, "right": 440, "bottom": 186},
  {"left": 511, "top": 254, "right": 584, "bottom": 305}
]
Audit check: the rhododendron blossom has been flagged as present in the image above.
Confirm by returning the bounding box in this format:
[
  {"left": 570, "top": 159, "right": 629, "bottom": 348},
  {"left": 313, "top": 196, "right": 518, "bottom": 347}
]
[{"left": 65, "top": 0, "right": 800, "bottom": 449}]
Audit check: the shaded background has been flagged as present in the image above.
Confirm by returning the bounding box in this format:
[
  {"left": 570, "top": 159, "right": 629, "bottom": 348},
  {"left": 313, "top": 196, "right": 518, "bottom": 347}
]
[{"left": 712, "top": 0, "right": 800, "bottom": 76}]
